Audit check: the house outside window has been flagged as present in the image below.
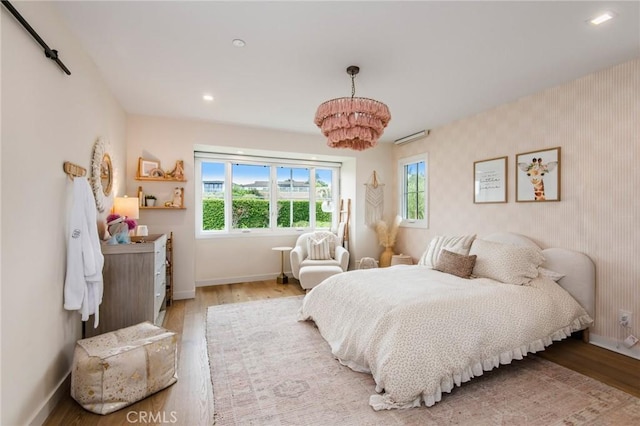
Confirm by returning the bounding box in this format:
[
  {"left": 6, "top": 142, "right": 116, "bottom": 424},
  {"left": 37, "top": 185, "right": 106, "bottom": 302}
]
[
  {"left": 398, "top": 153, "right": 428, "bottom": 228},
  {"left": 195, "top": 152, "right": 340, "bottom": 236},
  {"left": 203, "top": 180, "right": 224, "bottom": 194}
]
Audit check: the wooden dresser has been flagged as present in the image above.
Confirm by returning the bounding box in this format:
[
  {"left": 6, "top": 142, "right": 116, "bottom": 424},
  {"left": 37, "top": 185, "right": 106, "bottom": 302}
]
[{"left": 85, "top": 234, "right": 167, "bottom": 337}]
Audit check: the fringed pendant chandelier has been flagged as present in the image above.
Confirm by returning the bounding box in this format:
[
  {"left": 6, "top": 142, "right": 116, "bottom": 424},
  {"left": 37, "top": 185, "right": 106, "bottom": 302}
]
[{"left": 314, "top": 66, "right": 391, "bottom": 151}]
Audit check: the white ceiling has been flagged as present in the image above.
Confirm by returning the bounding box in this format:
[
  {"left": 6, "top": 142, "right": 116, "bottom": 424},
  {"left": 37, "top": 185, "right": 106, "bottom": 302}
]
[{"left": 54, "top": 1, "right": 639, "bottom": 144}]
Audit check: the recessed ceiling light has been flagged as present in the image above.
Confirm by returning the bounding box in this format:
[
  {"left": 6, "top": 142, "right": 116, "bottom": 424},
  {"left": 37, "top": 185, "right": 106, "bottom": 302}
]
[
  {"left": 589, "top": 11, "right": 615, "bottom": 25},
  {"left": 232, "top": 39, "right": 246, "bottom": 48},
  {"left": 203, "top": 94, "right": 214, "bottom": 102},
  {"left": 237, "top": 150, "right": 244, "bottom": 154}
]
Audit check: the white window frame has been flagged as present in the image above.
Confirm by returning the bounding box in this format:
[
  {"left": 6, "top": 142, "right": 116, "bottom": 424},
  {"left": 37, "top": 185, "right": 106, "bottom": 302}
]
[
  {"left": 397, "top": 153, "right": 428, "bottom": 229},
  {"left": 195, "top": 152, "right": 340, "bottom": 238}
]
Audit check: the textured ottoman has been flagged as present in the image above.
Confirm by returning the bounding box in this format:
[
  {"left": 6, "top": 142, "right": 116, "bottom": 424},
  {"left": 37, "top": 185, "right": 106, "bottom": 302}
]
[
  {"left": 71, "top": 321, "right": 178, "bottom": 415},
  {"left": 299, "top": 265, "right": 343, "bottom": 290}
]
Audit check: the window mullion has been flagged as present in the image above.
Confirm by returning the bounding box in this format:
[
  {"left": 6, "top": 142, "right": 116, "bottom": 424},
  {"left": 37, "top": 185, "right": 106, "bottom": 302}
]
[
  {"left": 270, "top": 166, "right": 277, "bottom": 230},
  {"left": 309, "top": 167, "right": 316, "bottom": 228},
  {"left": 225, "top": 161, "right": 232, "bottom": 232}
]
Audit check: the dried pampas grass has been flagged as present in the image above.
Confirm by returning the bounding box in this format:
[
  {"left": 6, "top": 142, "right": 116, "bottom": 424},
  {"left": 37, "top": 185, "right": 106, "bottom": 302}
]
[{"left": 375, "top": 215, "right": 402, "bottom": 248}]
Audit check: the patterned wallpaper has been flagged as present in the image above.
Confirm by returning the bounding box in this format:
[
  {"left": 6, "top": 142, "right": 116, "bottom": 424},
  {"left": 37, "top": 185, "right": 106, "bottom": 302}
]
[{"left": 393, "top": 59, "right": 639, "bottom": 355}]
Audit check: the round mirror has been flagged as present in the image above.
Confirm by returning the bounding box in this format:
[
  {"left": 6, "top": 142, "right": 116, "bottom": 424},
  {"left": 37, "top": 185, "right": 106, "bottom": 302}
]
[
  {"left": 91, "top": 138, "right": 111, "bottom": 212},
  {"left": 100, "top": 153, "right": 113, "bottom": 196}
]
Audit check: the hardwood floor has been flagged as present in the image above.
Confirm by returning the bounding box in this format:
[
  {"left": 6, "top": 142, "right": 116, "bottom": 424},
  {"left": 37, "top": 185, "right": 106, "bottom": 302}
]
[
  {"left": 43, "top": 280, "right": 304, "bottom": 426},
  {"left": 538, "top": 335, "right": 640, "bottom": 398},
  {"left": 44, "top": 280, "right": 638, "bottom": 425}
]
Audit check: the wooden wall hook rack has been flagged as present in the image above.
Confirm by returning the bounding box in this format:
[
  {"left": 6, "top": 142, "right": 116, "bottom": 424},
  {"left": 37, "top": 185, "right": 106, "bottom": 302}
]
[{"left": 63, "top": 161, "right": 87, "bottom": 179}]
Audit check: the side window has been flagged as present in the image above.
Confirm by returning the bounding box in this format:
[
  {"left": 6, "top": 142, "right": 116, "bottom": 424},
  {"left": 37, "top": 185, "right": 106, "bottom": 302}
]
[{"left": 398, "top": 154, "right": 428, "bottom": 228}]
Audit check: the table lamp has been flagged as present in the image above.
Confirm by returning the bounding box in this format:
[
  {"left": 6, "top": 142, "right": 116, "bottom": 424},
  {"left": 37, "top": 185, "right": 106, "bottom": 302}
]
[{"left": 113, "top": 196, "right": 140, "bottom": 237}]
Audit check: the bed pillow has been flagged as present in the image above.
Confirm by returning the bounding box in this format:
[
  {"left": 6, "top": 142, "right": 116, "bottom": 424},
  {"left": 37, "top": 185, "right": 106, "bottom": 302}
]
[
  {"left": 307, "top": 236, "right": 331, "bottom": 260},
  {"left": 538, "top": 267, "right": 565, "bottom": 282},
  {"left": 418, "top": 234, "right": 476, "bottom": 268},
  {"left": 434, "top": 249, "right": 477, "bottom": 279},
  {"left": 469, "top": 238, "right": 544, "bottom": 285}
]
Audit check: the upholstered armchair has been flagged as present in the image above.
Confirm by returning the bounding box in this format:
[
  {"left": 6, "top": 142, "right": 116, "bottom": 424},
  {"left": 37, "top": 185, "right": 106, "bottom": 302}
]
[{"left": 290, "top": 231, "right": 349, "bottom": 289}]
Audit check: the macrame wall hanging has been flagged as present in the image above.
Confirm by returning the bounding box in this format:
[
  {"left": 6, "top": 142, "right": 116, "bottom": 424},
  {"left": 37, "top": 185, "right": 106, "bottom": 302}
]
[{"left": 365, "top": 171, "right": 384, "bottom": 226}]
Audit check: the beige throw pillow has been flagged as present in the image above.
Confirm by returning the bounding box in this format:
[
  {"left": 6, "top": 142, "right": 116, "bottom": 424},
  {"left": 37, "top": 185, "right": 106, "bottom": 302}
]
[
  {"left": 434, "top": 249, "right": 477, "bottom": 279},
  {"left": 311, "top": 231, "right": 336, "bottom": 258},
  {"left": 469, "top": 238, "right": 544, "bottom": 285},
  {"left": 418, "top": 234, "right": 476, "bottom": 268},
  {"left": 307, "top": 236, "right": 331, "bottom": 260}
]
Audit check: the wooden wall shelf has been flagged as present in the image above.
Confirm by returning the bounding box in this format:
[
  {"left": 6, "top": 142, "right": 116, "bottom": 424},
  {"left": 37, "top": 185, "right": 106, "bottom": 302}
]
[
  {"left": 135, "top": 176, "right": 187, "bottom": 182},
  {"left": 141, "top": 206, "right": 186, "bottom": 210}
]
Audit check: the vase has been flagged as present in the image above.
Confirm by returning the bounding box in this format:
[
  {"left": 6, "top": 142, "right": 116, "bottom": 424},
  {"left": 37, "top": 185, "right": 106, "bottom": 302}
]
[
  {"left": 146, "top": 199, "right": 156, "bottom": 207},
  {"left": 379, "top": 246, "right": 394, "bottom": 268}
]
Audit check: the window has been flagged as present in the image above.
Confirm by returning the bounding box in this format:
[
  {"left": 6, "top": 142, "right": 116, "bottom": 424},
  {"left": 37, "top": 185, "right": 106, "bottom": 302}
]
[
  {"left": 195, "top": 152, "right": 340, "bottom": 236},
  {"left": 232, "top": 163, "right": 270, "bottom": 229},
  {"left": 277, "top": 167, "right": 310, "bottom": 228},
  {"left": 398, "top": 154, "right": 428, "bottom": 228}
]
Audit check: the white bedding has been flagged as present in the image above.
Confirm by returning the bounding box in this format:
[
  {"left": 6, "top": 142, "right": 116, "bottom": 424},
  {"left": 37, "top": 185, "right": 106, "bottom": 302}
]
[{"left": 298, "top": 265, "right": 593, "bottom": 410}]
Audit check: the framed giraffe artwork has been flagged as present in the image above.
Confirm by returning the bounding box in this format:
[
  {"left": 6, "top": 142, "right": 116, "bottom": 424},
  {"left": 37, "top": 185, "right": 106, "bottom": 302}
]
[
  {"left": 516, "top": 147, "right": 561, "bottom": 202},
  {"left": 474, "top": 156, "right": 507, "bottom": 203}
]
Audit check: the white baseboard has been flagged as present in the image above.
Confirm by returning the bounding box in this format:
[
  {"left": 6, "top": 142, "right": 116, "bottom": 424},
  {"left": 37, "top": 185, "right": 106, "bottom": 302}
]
[
  {"left": 196, "top": 272, "right": 290, "bottom": 287},
  {"left": 173, "top": 289, "right": 196, "bottom": 300},
  {"left": 29, "top": 372, "right": 70, "bottom": 426},
  {"left": 589, "top": 333, "right": 640, "bottom": 360}
]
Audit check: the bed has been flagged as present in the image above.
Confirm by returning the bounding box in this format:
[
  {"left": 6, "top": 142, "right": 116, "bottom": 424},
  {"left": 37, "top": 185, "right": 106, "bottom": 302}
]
[{"left": 298, "top": 232, "right": 595, "bottom": 410}]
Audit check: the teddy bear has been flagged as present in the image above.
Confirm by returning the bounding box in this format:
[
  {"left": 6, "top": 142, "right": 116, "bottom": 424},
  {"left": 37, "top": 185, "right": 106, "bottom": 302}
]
[
  {"left": 171, "top": 187, "right": 183, "bottom": 207},
  {"left": 106, "top": 214, "right": 135, "bottom": 244}
]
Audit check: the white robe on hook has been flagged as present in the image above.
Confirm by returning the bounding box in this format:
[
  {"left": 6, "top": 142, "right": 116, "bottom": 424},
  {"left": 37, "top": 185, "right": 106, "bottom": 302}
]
[{"left": 64, "top": 177, "right": 104, "bottom": 328}]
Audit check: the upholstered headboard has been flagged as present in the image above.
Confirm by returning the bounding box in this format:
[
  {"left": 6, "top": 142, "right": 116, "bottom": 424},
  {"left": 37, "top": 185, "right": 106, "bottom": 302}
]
[{"left": 483, "top": 232, "right": 596, "bottom": 320}]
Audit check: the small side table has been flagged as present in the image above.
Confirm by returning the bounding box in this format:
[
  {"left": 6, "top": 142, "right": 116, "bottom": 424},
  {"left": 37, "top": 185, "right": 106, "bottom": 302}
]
[
  {"left": 391, "top": 254, "right": 413, "bottom": 266},
  {"left": 272, "top": 246, "right": 293, "bottom": 284}
]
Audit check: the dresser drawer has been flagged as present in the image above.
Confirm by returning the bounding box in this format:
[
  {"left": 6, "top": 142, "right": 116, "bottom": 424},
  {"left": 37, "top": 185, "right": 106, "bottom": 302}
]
[
  {"left": 154, "top": 234, "right": 167, "bottom": 272},
  {"left": 154, "top": 263, "right": 166, "bottom": 317}
]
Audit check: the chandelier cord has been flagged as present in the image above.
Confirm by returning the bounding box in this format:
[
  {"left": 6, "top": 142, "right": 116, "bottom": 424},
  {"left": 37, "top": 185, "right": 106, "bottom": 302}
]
[{"left": 351, "top": 73, "right": 356, "bottom": 99}]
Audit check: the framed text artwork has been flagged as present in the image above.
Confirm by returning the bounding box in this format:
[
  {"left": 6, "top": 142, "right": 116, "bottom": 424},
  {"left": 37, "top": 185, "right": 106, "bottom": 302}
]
[
  {"left": 473, "top": 156, "right": 507, "bottom": 203},
  {"left": 516, "top": 147, "right": 561, "bottom": 202}
]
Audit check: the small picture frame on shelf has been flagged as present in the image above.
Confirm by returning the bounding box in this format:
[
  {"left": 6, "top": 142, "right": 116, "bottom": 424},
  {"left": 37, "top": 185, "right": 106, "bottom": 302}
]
[{"left": 138, "top": 157, "right": 160, "bottom": 178}]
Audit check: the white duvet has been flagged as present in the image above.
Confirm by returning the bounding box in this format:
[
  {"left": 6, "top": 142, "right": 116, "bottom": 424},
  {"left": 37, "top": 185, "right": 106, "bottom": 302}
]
[{"left": 298, "top": 265, "right": 593, "bottom": 410}]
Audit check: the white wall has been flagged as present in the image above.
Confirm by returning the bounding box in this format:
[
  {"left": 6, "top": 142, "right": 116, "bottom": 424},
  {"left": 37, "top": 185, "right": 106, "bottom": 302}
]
[
  {"left": 126, "top": 115, "right": 394, "bottom": 292},
  {"left": 393, "top": 59, "right": 640, "bottom": 358},
  {"left": 1, "top": 2, "right": 126, "bottom": 424}
]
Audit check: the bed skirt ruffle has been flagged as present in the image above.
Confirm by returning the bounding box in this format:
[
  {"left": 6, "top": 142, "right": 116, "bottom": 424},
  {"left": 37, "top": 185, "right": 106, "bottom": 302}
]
[{"left": 368, "top": 314, "right": 593, "bottom": 410}]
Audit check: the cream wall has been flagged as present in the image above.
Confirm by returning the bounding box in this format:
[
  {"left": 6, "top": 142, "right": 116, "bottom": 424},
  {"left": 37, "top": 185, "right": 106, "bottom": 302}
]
[
  {"left": 1, "top": 2, "right": 127, "bottom": 424},
  {"left": 126, "top": 116, "right": 394, "bottom": 294},
  {"left": 394, "top": 59, "right": 640, "bottom": 358},
  {"left": 3, "top": 6, "right": 633, "bottom": 425}
]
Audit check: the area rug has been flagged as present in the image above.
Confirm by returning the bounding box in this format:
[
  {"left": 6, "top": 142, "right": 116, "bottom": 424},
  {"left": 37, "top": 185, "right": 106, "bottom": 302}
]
[{"left": 206, "top": 296, "right": 640, "bottom": 425}]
